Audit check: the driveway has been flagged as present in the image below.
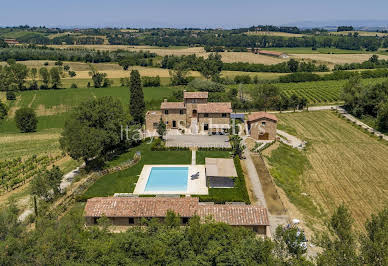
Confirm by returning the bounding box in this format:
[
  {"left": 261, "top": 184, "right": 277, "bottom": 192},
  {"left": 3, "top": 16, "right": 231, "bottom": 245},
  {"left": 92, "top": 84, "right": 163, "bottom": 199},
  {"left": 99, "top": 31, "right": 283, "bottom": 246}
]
[{"left": 166, "top": 135, "right": 231, "bottom": 148}]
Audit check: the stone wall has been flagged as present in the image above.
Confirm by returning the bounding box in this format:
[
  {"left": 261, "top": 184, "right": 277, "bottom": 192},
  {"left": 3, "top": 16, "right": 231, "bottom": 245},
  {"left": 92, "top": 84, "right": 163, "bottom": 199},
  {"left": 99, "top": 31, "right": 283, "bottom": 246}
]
[
  {"left": 145, "top": 111, "right": 162, "bottom": 132},
  {"left": 248, "top": 118, "right": 277, "bottom": 140},
  {"left": 162, "top": 109, "right": 186, "bottom": 129},
  {"left": 198, "top": 113, "right": 230, "bottom": 132}
]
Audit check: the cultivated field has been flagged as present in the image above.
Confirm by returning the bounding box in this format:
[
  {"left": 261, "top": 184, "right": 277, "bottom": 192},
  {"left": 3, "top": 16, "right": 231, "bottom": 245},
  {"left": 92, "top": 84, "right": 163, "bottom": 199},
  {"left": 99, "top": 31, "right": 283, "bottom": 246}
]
[
  {"left": 239, "top": 77, "right": 387, "bottom": 105},
  {"left": 275, "top": 111, "right": 388, "bottom": 230},
  {"left": 290, "top": 53, "right": 388, "bottom": 65}
]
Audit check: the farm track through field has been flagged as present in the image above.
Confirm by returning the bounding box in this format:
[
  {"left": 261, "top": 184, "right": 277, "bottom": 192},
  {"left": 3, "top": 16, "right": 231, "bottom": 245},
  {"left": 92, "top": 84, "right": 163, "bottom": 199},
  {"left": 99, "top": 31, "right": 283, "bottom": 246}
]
[{"left": 277, "top": 111, "right": 388, "bottom": 230}]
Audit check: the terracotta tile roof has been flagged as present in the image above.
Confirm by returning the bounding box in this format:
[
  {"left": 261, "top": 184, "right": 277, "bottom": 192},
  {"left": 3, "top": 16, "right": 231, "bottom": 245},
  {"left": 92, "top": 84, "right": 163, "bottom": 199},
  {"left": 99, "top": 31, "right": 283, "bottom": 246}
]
[
  {"left": 160, "top": 102, "right": 185, "bottom": 109},
  {"left": 198, "top": 205, "right": 270, "bottom": 226},
  {"left": 184, "top": 92, "right": 208, "bottom": 99},
  {"left": 259, "top": 50, "right": 284, "bottom": 56},
  {"left": 197, "top": 102, "right": 232, "bottom": 113},
  {"left": 84, "top": 197, "right": 270, "bottom": 227},
  {"left": 247, "top": 112, "right": 278, "bottom": 122},
  {"left": 84, "top": 197, "right": 199, "bottom": 218}
]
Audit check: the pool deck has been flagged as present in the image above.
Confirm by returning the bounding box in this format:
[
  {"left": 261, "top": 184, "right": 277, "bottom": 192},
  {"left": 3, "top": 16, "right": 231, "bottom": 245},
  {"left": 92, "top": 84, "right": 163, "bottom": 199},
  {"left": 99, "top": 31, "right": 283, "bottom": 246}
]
[{"left": 133, "top": 165, "right": 208, "bottom": 195}]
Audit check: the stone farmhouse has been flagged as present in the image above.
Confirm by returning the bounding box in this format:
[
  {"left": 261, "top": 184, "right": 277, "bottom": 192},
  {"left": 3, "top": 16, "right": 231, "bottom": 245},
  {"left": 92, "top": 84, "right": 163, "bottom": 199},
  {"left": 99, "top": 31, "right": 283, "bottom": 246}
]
[
  {"left": 146, "top": 91, "right": 232, "bottom": 134},
  {"left": 84, "top": 197, "right": 270, "bottom": 235},
  {"left": 247, "top": 112, "right": 278, "bottom": 140}
]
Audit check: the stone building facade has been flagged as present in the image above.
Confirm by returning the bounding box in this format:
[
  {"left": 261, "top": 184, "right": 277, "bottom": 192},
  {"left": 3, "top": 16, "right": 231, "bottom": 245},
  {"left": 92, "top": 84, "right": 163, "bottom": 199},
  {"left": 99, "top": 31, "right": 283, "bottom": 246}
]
[
  {"left": 145, "top": 91, "right": 233, "bottom": 134},
  {"left": 247, "top": 112, "right": 278, "bottom": 140}
]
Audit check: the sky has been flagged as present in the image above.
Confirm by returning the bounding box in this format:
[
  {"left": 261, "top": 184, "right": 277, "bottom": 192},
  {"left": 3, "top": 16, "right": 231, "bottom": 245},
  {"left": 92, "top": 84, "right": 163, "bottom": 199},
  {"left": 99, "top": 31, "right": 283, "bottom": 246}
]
[{"left": 1, "top": 0, "right": 388, "bottom": 28}]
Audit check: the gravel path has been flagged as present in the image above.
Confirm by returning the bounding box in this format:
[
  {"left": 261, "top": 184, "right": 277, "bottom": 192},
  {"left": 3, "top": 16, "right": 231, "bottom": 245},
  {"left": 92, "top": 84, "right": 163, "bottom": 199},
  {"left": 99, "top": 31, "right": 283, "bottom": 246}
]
[
  {"left": 277, "top": 129, "right": 306, "bottom": 150},
  {"left": 338, "top": 107, "right": 388, "bottom": 141},
  {"left": 18, "top": 165, "right": 82, "bottom": 222},
  {"left": 242, "top": 137, "right": 290, "bottom": 237}
]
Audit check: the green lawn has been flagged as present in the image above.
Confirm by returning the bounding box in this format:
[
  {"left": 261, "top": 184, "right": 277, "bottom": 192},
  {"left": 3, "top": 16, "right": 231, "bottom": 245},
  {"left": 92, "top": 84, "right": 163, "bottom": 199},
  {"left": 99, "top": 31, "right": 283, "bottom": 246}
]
[
  {"left": 197, "top": 156, "right": 250, "bottom": 204},
  {"left": 0, "top": 85, "right": 179, "bottom": 133},
  {"left": 196, "top": 151, "right": 231, "bottom": 164},
  {"left": 81, "top": 142, "right": 191, "bottom": 199}
]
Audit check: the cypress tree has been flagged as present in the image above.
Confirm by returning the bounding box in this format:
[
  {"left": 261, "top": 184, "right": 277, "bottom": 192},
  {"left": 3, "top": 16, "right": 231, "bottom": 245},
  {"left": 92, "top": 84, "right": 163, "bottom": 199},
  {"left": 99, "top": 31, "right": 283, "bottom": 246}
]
[{"left": 129, "top": 70, "right": 145, "bottom": 124}]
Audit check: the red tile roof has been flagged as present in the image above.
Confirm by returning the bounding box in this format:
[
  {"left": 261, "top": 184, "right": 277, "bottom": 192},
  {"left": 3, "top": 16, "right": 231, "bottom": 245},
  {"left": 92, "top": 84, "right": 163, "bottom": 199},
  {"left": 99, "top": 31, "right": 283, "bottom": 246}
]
[
  {"left": 84, "top": 197, "right": 270, "bottom": 226},
  {"left": 197, "top": 102, "right": 232, "bottom": 113},
  {"left": 84, "top": 197, "right": 199, "bottom": 218},
  {"left": 259, "top": 50, "right": 284, "bottom": 56},
  {"left": 160, "top": 102, "right": 185, "bottom": 109},
  {"left": 247, "top": 112, "right": 278, "bottom": 122},
  {"left": 198, "top": 205, "right": 269, "bottom": 226},
  {"left": 184, "top": 92, "right": 208, "bottom": 99}
]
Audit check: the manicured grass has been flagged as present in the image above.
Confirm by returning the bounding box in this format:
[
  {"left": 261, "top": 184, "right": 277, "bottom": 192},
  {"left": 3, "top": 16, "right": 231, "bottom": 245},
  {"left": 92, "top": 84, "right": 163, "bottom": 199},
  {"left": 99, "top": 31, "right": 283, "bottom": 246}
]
[
  {"left": 196, "top": 150, "right": 231, "bottom": 165},
  {"left": 81, "top": 142, "right": 191, "bottom": 199},
  {"left": 198, "top": 156, "right": 250, "bottom": 204}
]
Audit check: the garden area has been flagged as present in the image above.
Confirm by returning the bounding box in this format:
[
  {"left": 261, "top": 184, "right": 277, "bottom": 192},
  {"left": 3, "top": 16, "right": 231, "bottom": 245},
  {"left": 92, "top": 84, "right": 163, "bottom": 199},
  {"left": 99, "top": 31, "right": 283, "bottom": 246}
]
[{"left": 81, "top": 141, "right": 191, "bottom": 200}]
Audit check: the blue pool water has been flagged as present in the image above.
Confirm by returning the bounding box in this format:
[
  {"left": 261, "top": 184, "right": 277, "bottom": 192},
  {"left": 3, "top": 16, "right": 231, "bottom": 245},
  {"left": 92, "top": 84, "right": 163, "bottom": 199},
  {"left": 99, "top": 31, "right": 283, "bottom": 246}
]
[{"left": 145, "top": 167, "right": 189, "bottom": 192}]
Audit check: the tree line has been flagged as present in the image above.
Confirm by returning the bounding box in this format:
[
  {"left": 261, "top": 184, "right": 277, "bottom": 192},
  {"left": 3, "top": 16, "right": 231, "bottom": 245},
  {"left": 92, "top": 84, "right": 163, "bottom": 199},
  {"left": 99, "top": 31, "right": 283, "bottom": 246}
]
[
  {"left": 0, "top": 46, "right": 157, "bottom": 64},
  {"left": 334, "top": 54, "right": 388, "bottom": 71},
  {"left": 342, "top": 77, "right": 388, "bottom": 132},
  {"left": 224, "top": 59, "right": 329, "bottom": 73},
  {"left": 0, "top": 199, "right": 386, "bottom": 265},
  {"left": 279, "top": 68, "right": 388, "bottom": 83},
  {"left": 107, "top": 30, "right": 386, "bottom": 51},
  {"left": 162, "top": 54, "right": 329, "bottom": 74},
  {"left": 0, "top": 60, "right": 63, "bottom": 91}
]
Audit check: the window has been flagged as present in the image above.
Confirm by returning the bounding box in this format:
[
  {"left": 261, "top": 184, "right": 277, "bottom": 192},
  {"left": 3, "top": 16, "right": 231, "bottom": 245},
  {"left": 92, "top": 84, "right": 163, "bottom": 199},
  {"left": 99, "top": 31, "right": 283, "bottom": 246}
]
[
  {"left": 129, "top": 218, "right": 135, "bottom": 224},
  {"left": 204, "top": 113, "right": 209, "bottom": 117},
  {"left": 164, "top": 110, "right": 168, "bottom": 115},
  {"left": 182, "top": 217, "right": 189, "bottom": 224},
  {"left": 261, "top": 121, "right": 266, "bottom": 126},
  {"left": 180, "top": 109, "right": 184, "bottom": 115},
  {"left": 93, "top": 217, "right": 99, "bottom": 224},
  {"left": 222, "top": 113, "right": 227, "bottom": 118}
]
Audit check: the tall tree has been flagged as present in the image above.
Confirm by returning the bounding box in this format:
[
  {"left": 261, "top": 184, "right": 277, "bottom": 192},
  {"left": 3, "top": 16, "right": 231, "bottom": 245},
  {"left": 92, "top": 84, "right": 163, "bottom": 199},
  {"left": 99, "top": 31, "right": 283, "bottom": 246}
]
[
  {"left": 157, "top": 118, "right": 166, "bottom": 139},
  {"left": 9, "top": 63, "right": 28, "bottom": 90},
  {"left": 316, "top": 204, "right": 360, "bottom": 265},
  {"left": 0, "top": 100, "right": 7, "bottom": 121},
  {"left": 361, "top": 207, "right": 388, "bottom": 266},
  {"left": 39, "top": 67, "right": 50, "bottom": 88},
  {"left": 49, "top": 67, "right": 62, "bottom": 89},
  {"left": 129, "top": 70, "right": 145, "bottom": 124},
  {"left": 199, "top": 53, "right": 223, "bottom": 81},
  {"left": 60, "top": 97, "right": 134, "bottom": 166},
  {"left": 14, "top": 107, "right": 38, "bottom": 133}
]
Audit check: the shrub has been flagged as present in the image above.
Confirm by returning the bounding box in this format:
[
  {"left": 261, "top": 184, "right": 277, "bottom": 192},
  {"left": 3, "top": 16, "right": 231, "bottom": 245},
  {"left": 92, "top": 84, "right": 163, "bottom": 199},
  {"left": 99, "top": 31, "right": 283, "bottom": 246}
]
[
  {"left": 68, "top": 71, "right": 76, "bottom": 77},
  {"left": 6, "top": 91, "right": 16, "bottom": 100},
  {"left": 15, "top": 107, "right": 38, "bottom": 133},
  {"left": 151, "top": 138, "right": 189, "bottom": 151},
  {"left": 142, "top": 76, "right": 161, "bottom": 87},
  {"left": 187, "top": 78, "right": 225, "bottom": 92},
  {"left": 234, "top": 75, "right": 252, "bottom": 84},
  {"left": 70, "top": 83, "right": 78, "bottom": 88}
]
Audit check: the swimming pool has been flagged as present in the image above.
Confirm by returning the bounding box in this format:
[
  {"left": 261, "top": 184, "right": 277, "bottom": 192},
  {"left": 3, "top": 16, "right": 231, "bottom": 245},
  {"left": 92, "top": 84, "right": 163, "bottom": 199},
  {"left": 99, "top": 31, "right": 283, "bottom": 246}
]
[{"left": 144, "top": 167, "right": 189, "bottom": 192}]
